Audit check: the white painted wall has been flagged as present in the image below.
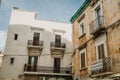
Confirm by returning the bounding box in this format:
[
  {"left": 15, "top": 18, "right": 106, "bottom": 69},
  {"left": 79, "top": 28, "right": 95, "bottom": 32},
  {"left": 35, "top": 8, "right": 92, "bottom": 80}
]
[
  {"left": 0, "top": 53, "right": 3, "bottom": 68},
  {"left": 0, "top": 9, "right": 73, "bottom": 80}
]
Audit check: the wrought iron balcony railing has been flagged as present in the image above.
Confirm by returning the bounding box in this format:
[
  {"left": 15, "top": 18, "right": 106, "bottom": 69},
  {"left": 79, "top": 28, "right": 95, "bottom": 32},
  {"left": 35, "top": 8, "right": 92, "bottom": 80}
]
[
  {"left": 24, "top": 64, "right": 71, "bottom": 74},
  {"left": 28, "top": 40, "right": 43, "bottom": 47},
  {"left": 91, "top": 57, "right": 112, "bottom": 75},
  {"left": 50, "top": 42, "right": 66, "bottom": 48},
  {"left": 90, "top": 16, "right": 105, "bottom": 35}
]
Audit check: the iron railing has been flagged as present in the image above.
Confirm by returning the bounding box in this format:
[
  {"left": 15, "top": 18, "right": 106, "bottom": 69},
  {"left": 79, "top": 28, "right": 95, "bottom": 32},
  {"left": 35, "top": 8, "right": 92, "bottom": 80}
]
[
  {"left": 24, "top": 64, "right": 71, "bottom": 74},
  {"left": 28, "top": 40, "right": 43, "bottom": 47},
  {"left": 50, "top": 42, "right": 66, "bottom": 48},
  {"left": 90, "top": 16, "right": 105, "bottom": 34},
  {"left": 91, "top": 57, "right": 112, "bottom": 75}
]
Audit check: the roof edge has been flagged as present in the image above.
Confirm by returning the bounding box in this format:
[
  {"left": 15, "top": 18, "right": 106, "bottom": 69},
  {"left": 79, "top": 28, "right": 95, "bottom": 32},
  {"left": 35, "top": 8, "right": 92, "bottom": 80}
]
[{"left": 70, "top": 0, "right": 91, "bottom": 23}]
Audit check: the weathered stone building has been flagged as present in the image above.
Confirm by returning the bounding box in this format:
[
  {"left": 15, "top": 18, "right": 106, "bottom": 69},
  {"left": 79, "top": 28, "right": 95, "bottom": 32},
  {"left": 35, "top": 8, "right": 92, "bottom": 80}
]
[
  {"left": 0, "top": 8, "right": 73, "bottom": 80},
  {"left": 70, "top": 0, "right": 120, "bottom": 80}
]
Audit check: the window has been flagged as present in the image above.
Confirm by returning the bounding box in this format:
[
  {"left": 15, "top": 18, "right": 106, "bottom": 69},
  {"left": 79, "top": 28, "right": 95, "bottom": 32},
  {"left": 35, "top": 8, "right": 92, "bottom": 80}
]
[
  {"left": 95, "top": 34, "right": 108, "bottom": 61},
  {"left": 80, "top": 23, "right": 84, "bottom": 35},
  {"left": 10, "top": 58, "right": 14, "bottom": 64},
  {"left": 14, "top": 34, "right": 18, "bottom": 40},
  {"left": 79, "top": 49, "right": 86, "bottom": 69},
  {"left": 55, "top": 35, "right": 61, "bottom": 47},
  {"left": 81, "top": 52, "right": 86, "bottom": 68},
  {"left": 95, "top": 6, "right": 102, "bottom": 18},
  {"left": 79, "top": 20, "right": 85, "bottom": 36},
  {"left": 28, "top": 56, "right": 38, "bottom": 67},
  {"left": 33, "top": 32, "right": 40, "bottom": 46},
  {"left": 97, "top": 43, "right": 105, "bottom": 60},
  {"left": 95, "top": 6, "right": 103, "bottom": 25}
]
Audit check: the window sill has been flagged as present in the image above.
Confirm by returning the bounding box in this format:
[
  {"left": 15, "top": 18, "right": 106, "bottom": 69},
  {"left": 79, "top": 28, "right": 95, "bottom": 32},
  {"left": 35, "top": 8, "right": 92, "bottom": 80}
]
[
  {"left": 79, "top": 67, "right": 87, "bottom": 71},
  {"left": 78, "top": 33, "right": 86, "bottom": 39}
]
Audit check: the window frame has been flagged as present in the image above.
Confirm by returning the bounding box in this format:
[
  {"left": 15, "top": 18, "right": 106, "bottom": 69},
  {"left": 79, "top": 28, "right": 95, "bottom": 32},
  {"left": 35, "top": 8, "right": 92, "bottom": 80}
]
[
  {"left": 14, "top": 34, "right": 18, "bottom": 40},
  {"left": 10, "top": 57, "right": 14, "bottom": 64},
  {"left": 95, "top": 34, "right": 108, "bottom": 61},
  {"left": 79, "top": 48, "right": 87, "bottom": 69},
  {"left": 92, "top": 0, "right": 103, "bottom": 19},
  {"left": 78, "top": 19, "right": 85, "bottom": 37},
  {"left": 31, "top": 29, "right": 42, "bottom": 42}
]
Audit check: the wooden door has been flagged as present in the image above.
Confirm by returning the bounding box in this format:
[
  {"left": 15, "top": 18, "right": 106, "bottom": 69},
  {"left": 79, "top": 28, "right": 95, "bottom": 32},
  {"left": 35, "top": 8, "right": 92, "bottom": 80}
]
[{"left": 54, "top": 58, "right": 60, "bottom": 73}]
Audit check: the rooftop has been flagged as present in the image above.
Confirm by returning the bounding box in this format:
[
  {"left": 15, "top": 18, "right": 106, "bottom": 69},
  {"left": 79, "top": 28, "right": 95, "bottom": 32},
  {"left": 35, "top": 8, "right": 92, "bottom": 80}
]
[{"left": 70, "top": 0, "right": 91, "bottom": 23}]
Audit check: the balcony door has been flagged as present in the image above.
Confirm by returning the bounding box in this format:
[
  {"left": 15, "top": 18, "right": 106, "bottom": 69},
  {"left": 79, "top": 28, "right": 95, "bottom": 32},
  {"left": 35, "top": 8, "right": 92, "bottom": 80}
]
[
  {"left": 96, "top": 6, "right": 101, "bottom": 18},
  {"left": 33, "top": 32, "right": 40, "bottom": 46},
  {"left": 55, "top": 35, "right": 61, "bottom": 47},
  {"left": 28, "top": 56, "right": 38, "bottom": 71},
  {"left": 98, "top": 43, "right": 105, "bottom": 60},
  {"left": 95, "top": 6, "right": 102, "bottom": 26},
  {"left": 54, "top": 58, "right": 60, "bottom": 73}
]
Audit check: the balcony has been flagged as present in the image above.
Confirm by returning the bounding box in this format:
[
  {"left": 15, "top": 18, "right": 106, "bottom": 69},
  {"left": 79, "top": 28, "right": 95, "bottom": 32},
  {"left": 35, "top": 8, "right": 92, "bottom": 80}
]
[
  {"left": 91, "top": 57, "right": 113, "bottom": 77},
  {"left": 50, "top": 42, "right": 66, "bottom": 55},
  {"left": 24, "top": 64, "right": 71, "bottom": 75},
  {"left": 90, "top": 16, "right": 106, "bottom": 35},
  {"left": 27, "top": 40, "right": 43, "bottom": 55}
]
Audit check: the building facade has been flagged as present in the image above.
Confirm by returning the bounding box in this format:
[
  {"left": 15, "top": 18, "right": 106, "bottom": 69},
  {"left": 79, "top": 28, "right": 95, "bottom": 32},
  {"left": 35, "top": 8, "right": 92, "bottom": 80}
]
[
  {"left": 0, "top": 9, "right": 73, "bottom": 80},
  {"left": 0, "top": 51, "right": 3, "bottom": 69},
  {"left": 71, "top": 0, "right": 120, "bottom": 80}
]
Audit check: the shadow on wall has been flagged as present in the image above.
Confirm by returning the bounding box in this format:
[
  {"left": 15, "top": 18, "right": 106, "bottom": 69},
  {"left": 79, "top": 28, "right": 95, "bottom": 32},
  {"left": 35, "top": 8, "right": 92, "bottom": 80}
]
[{"left": 41, "top": 29, "right": 73, "bottom": 53}]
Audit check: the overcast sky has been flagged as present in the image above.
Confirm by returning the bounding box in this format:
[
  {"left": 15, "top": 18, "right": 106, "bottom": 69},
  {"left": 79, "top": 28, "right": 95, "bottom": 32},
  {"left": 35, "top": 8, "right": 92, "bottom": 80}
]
[{"left": 0, "top": 0, "right": 84, "bottom": 51}]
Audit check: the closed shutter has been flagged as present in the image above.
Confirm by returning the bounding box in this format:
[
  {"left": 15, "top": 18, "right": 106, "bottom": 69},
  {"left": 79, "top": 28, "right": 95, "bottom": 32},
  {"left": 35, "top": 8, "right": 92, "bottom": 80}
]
[
  {"left": 101, "top": 44, "right": 105, "bottom": 59},
  {"left": 98, "top": 45, "right": 102, "bottom": 60},
  {"left": 81, "top": 52, "right": 86, "bottom": 68},
  {"left": 98, "top": 43, "right": 105, "bottom": 60}
]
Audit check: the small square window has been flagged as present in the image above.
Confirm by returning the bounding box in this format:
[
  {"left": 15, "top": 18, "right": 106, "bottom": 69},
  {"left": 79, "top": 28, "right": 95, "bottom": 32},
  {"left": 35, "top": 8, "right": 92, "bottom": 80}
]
[
  {"left": 10, "top": 58, "right": 14, "bottom": 64},
  {"left": 14, "top": 34, "right": 18, "bottom": 40}
]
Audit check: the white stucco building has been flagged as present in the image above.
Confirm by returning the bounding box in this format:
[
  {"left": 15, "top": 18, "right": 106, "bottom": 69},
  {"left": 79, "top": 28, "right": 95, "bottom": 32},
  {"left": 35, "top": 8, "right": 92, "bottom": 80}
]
[
  {"left": 0, "top": 8, "right": 73, "bottom": 80},
  {"left": 0, "top": 51, "right": 3, "bottom": 69}
]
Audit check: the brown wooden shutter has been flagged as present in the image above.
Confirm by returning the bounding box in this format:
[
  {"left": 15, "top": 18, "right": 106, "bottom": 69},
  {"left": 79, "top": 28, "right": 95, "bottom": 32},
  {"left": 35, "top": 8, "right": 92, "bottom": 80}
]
[
  {"left": 98, "top": 44, "right": 105, "bottom": 60},
  {"left": 98, "top": 45, "right": 102, "bottom": 60},
  {"left": 101, "top": 44, "right": 105, "bottom": 59},
  {"left": 81, "top": 52, "right": 85, "bottom": 68}
]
